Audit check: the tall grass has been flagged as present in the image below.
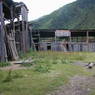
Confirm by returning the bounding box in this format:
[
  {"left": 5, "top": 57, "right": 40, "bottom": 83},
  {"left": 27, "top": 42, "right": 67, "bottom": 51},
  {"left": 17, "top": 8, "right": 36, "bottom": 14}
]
[{"left": 20, "top": 51, "right": 95, "bottom": 73}]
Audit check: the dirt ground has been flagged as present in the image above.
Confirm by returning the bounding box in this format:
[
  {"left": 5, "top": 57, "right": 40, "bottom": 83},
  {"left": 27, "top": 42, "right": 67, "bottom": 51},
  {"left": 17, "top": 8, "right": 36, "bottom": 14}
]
[
  {"left": 0, "top": 59, "right": 33, "bottom": 70},
  {"left": 48, "top": 62, "right": 95, "bottom": 95},
  {"left": 48, "top": 75, "right": 95, "bottom": 95}
]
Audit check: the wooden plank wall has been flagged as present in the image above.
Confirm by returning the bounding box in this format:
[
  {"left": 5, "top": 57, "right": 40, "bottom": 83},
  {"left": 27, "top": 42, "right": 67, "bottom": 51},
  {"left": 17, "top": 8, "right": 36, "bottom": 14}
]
[{"left": 39, "top": 42, "right": 95, "bottom": 52}]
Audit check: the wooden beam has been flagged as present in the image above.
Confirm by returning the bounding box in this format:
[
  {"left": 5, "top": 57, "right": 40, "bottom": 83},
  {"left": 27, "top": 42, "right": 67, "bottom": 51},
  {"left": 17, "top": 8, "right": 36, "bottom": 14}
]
[
  {"left": 86, "top": 31, "right": 89, "bottom": 43},
  {"left": 10, "top": 6, "right": 19, "bottom": 60},
  {"left": 21, "top": 5, "right": 29, "bottom": 53},
  {"left": 86, "top": 31, "right": 89, "bottom": 51},
  {"left": 0, "top": 0, "right": 7, "bottom": 62}
]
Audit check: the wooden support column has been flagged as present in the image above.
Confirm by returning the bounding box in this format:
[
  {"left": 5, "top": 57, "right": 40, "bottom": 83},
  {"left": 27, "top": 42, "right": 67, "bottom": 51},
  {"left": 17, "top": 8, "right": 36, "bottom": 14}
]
[
  {"left": 9, "top": 6, "right": 19, "bottom": 60},
  {"left": 55, "top": 31, "right": 57, "bottom": 43},
  {"left": 69, "top": 31, "right": 72, "bottom": 42},
  {"left": 69, "top": 35, "right": 72, "bottom": 42},
  {"left": 86, "top": 31, "right": 89, "bottom": 43},
  {"left": 10, "top": 6, "right": 15, "bottom": 37},
  {"left": 21, "top": 19, "right": 26, "bottom": 53},
  {"left": 0, "top": 0, "right": 7, "bottom": 62},
  {"left": 86, "top": 31, "right": 89, "bottom": 51},
  {"left": 69, "top": 32, "right": 72, "bottom": 52},
  {"left": 21, "top": 5, "right": 29, "bottom": 53},
  {"left": 29, "top": 26, "right": 33, "bottom": 48}
]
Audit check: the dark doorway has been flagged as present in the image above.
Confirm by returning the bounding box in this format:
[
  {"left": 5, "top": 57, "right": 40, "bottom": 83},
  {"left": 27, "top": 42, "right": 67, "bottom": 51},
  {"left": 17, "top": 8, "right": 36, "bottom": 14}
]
[
  {"left": 35, "top": 45, "right": 39, "bottom": 51},
  {"left": 47, "top": 45, "right": 51, "bottom": 50},
  {"left": 66, "top": 43, "right": 69, "bottom": 51},
  {"left": 80, "top": 44, "right": 83, "bottom": 51}
]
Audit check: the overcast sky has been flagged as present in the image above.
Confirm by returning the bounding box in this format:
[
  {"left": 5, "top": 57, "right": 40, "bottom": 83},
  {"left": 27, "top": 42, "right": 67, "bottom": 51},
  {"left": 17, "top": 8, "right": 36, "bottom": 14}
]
[{"left": 14, "top": 0, "right": 76, "bottom": 21}]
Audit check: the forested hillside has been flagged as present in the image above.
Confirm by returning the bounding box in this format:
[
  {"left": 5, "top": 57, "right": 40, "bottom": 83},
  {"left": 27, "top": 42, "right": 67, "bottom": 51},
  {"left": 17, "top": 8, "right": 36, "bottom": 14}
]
[{"left": 31, "top": 0, "right": 95, "bottom": 29}]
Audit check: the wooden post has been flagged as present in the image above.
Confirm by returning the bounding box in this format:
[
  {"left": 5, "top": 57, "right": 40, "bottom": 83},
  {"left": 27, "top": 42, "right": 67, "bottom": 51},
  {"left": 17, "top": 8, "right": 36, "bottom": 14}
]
[
  {"left": 21, "top": 20, "right": 26, "bottom": 53},
  {"left": 0, "top": 0, "right": 7, "bottom": 62},
  {"left": 86, "top": 31, "right": 89, "bottom": 51},
  {"left": 69, "top": 31, "right": 72, "bottom": 52},
  {"left": 29, "top": 26, "right": 32, "bottom": 48},
  {"left": 55, "top": 31, "right": 57, "bottom": 43},
  {"left": 21, "top": 5, "right": 29, "bottom": 53},
  {"left": 70, "top": 35, "right": 72, "bottom": 42},
  {"left": 86, "top": 31, "right": 89, "bottom": 43},
  {"left": 10, "top": 6, "right": 15, "bottom": 37},
  {"left": 9, "top": 6, "right": 19, "bottom": 60},
  {"left": 38, "top": 30, "right": 40, "bottom": 51}
]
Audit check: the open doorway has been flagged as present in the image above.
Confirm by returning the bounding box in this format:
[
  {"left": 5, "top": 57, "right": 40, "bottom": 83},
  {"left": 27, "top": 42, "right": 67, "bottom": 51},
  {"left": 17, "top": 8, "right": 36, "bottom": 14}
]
[
  {"left": 66, "top": 43, "right": 69, "bottom": 51},
  {"left": 47, "top": 45, "right": 51, "bottom": 50}
]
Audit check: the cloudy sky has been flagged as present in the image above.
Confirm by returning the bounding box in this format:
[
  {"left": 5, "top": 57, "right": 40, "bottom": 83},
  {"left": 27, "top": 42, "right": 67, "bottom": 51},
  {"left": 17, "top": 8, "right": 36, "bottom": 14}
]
[{"left": 14, "top": 0, "right": 76, "bottom": 21}]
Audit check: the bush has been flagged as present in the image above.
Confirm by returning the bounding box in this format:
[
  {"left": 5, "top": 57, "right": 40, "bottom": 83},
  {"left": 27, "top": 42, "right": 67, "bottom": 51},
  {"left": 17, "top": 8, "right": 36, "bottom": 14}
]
[
  {"left": 34, "top": 64, "right": 51, "bottom": 73},
  {"left": 34, "top": 60, "right": 51, "bottom": 73},
  {"left": 3, "top": 70, "right": 12, "bottom": 82},
  {"left": 61, "top": 60, "right": 70, "bottom": 64},
  {"left": 0, "top": 62, "right": 10, "bottom": 67},
  {"left": 21, "top": 63, "right": 33, "bottom": 67},
  {"left": 12, "top": 72, "right": 23, "bottom": 79},
  {"left": 51, "top": 59, "right": 58, "bottom": 64},
  {"left": 3, "top": 70, "right": 23, "bottom": 83}
]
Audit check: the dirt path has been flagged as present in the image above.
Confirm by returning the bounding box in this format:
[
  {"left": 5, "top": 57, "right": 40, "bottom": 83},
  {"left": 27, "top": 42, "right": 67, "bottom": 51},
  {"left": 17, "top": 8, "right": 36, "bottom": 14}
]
[
  {"left": 0, "top": 63, "right": 26, "bottom": 70},
  {"left": 0, "top": 61, "right": 27, "bottom": 70},
  {"left": 48, "top": 75, "right": 95, "bottom": 95},
  {"left": 0, "top": 58, "right": 33, "bottom": 70},
  {"left": 48, "top": 62, "right": 95, "bottom": 95}
]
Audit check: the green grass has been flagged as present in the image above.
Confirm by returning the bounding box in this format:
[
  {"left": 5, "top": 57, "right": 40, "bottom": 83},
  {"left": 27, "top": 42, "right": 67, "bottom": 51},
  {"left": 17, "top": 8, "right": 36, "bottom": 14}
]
[
  {"left": 0, "top": 64, "right": 90, "bottom": 95},
  {"left": 23, "top": 51, "right": 95, "bottom": 63},
  {"left": 0, "top": 51, "right": 95, "bottom": 95},
  {"left": 0, "top": 62, "right": 10, "bottom": 67}
]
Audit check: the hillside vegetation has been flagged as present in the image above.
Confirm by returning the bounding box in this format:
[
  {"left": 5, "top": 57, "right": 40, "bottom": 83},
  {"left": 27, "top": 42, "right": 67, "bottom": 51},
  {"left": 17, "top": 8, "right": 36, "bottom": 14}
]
[{"left": 31, "top": 0, "right": 95, "bottom": 29}]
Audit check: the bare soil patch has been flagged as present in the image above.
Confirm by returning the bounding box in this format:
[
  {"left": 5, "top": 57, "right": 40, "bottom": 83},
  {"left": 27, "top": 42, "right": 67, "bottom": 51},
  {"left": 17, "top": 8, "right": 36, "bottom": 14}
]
[
  {"left": 48, "top": 75, "right": 95, "bottom": 95},
  {"left": 48, "top": 62, "right": 95, "bottom": 95}
]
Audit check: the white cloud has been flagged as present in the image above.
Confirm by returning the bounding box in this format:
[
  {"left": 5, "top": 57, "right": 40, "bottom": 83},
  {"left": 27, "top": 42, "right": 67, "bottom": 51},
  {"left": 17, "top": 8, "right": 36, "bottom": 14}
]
[{"left": 14, "top": 0, "right": 76, "bottom": 21}]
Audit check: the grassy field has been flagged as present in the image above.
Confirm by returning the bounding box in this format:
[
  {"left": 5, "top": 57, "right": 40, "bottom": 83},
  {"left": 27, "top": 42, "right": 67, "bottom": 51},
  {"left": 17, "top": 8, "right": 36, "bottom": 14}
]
[{"left": 0, "top": 51, "right": 95, "bottom": 95}]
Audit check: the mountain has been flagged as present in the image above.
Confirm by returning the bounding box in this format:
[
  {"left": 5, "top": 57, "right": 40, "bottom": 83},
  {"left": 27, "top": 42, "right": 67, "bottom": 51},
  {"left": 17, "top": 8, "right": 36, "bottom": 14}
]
[{"left": 31, "top": 0, "right": 95, "bottom": 29}]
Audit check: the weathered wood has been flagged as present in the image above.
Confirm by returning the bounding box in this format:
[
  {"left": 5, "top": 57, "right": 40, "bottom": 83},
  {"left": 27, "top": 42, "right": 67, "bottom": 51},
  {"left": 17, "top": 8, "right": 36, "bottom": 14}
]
[
  {"left": 21, "top": 5, "right": 29, "bottom": 53},
  {"left": 6, "top": 35, "right": 19, "bottom": 60},
  {"left": 9, "top": 6, "right": 19, "bottom": 60},
  {"left": 0, "top": 0, "right": 7, "bottom": 62}
]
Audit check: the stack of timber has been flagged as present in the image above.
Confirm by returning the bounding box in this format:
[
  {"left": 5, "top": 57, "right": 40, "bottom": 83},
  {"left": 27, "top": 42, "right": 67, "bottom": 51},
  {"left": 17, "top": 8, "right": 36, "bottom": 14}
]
[{"left": 6, "top": 34, "right": 19, "bottom": 60}]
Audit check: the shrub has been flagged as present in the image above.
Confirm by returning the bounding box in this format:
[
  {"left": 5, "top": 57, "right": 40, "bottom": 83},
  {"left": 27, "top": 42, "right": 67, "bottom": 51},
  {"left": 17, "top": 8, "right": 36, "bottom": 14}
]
[
  {"left": 12, "top": 72, "right": 23, "bottom": 79},
  {"left": 34, "top": 60, "right": 51, "bottom": 73},
  {"left": 56, "top": 59, "right": 62, "bottom": 64},
  {"left": 21, "top": 63, "right": 33, "bottom": 67},
  {"left": 0, "top": 62, "right": 10, "bottom": 67},
  {"left": 61, "top": 60, "right": 70, "bottom": 64},
  {"left": 3, "top": 70, "right": 12, "bottom": 82},
  {"left": 34, "top": 64, "right": 51, "bottom": 73},
  {"left": 51, "top": 60, "right": 58, "bottom": 64}
]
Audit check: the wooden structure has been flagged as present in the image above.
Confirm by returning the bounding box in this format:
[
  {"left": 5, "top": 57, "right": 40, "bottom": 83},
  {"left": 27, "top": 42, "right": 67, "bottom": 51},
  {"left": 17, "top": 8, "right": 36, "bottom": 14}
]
[
  {"left": 0, "top": 0, "right": 7, "bottom": 61},
  {"left": 30, "top": 29, "right": 55, "bottom": 51},
  {"left": 11, "top": 2, "right": 29, "bottom": 53},
  {"left": 0, "top": 0, "right": 29, "bottom": 62},
  {"left": 31, "top": 29, "right": 95, "bottom": 52}
]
